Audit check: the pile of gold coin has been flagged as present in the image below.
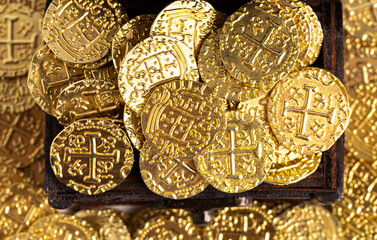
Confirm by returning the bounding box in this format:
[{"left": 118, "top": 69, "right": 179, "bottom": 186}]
[{"left": 24, "top": 0, "right": 351, "bottom": 198}]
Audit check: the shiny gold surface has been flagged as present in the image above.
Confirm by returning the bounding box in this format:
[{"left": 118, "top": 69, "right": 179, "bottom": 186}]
[{"left": 123, "top": 105, "right": 144, "bottom": 151}]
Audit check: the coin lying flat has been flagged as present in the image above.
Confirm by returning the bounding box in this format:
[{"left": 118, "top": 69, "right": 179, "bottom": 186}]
[
  {"left": 220, "top": 1, "right": 299, "bottom": 89},
  {"left": 268, "top": 68, "right": 350, "bottom": 155},
  {"left": 0, "top": 3, "right": 43, "bottom": 77},
  {"left": 42, "top": 0, "right": 127, "bottom": 64},
  {"left": 140, "top": 142, "right": 208, "bottom": 200},
  {"left": 195, "top": 110, "right": 274, "bottom": 193},
  {"left": 55, "top": 79, "right": 124, "bottom": 126},
  {"left": 112, "top": 14, "right": 156, "bottom": 73},
  {"left": 141, "top": 80, "right": 227, "bottom": 158},
  {"left": 50, "top": 118, "right": 134, "bottom": 195},
  {"left": 28, "top": 45, "right": 85, "bottom": 116},
  {"left": 150, "top": 0, "right": 217, "bottom": 56},
  {"left": 118, "top": 36, "right": 199, "bottom": 114},
  {"left": 123, "top": 105, "right": 144, "bottom": 151}
]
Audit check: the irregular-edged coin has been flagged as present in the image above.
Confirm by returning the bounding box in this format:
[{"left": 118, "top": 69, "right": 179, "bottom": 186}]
[
  {"left": 84, "top": 62, "right": 118, "bottom": 86},
  {"left": 50, "top": 118, "right": 134, "bottom": 195}
]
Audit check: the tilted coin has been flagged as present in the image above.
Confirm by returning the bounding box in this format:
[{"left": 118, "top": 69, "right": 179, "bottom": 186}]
[
  {"left": 112, "top": 14, "right": 156, "bottom": 73},
  {"left": 66, "top": 53, "right": 113, "bottom": 70},
  {"left": 141, "top": 80, "right": 227, "bottom": 157},
  {"left": 140, "top": 142, "right": 208, "bottom": 200},
  {"left": 150, "top": 0, "right": 217, "bottom": 56},
  {"left": 0, "top": 3, "right": 43, "bottom": 77},
  {"left": 30, "top": 214, "right": 99, "bottom": 240},
  {"left": 42, "top": 0, "right": 127, "bottom": 64},
  {"left": 0, "top": 183, "right": 55, "bottom": 239},
  {"left": 28, "top": 45, "right": 85, "bottom": 116},
  {"left": 75, "top": 209, "right": 131, "bottom": 240},
  {"left": 220, "top": 1, "right": 299, "bottom": 89},
  {"left": 195, "top": 110, "right": 275, "bottom": 193},
  {"left": 55, "top": 79, "right": 124, "bottom": 126},
  {"left": 267, "top": 68, "right": 350, "bottom": 155},
  {"left": 50, "top": 118, "right": 134, "bottom": 195},
  {"left": 118, "top": 36, "right": 199, "bottom": 114},
  {"left": 123, "top": 105, "right": 144, "bottom": 151},
  {"left": 0, "top": 76, "right": 35, "bottom": 113},
  {"left": 0, "top": 106, "right": 44, "bottom": 168},
  {"left": 198, "top": 29, "right": 266, "bottom": 101},
  {"left": 84, "top": 62, "right": 118, "bottom": 86}
]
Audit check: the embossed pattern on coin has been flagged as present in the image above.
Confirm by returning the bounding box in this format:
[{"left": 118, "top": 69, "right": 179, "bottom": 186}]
[
  {"left": 0, "top": 165, "right": 27, "bottom": 191},
  {"left": 140, "top": 142, "right": 208, "bottom": 200},
  {"left": 42, "top": 0, "right": 127, "bottom": 64},
  {"left": 344, "top": 53, "right": 377, "bottom": 89},
  {"left": 123, "top": 105, "right": 144, "bottom": 151},
  {"left": 118, "top": 36, "right": 199, "bottom": 114},
  {"left": 141, "top": 80, "right": 226, "bottom": 157},
  {"left": 0, "top": 3, "right": 43, "bottom": 77},
  {"left": 195, "top": 111, "right": 274, "bottom": 193},
  {"left": 112, "top": 14, "right": 156, "bottom": 73},
  {"left": 0, "top": 0, "right": 45, "bottom": 15},
  {"left": 84, "top": 62, "right": 118, "bottom": 86},
  {"left": 50, "top": 118, "right": 134, "bottom": 195},
  {"left": 0, "top": 76, "right": 35, "bottom": 113},
  {"left": 150, "top": 0, "right": 217, "bottom": 56},
  {"left": 220, "top": 1, "right": 299, "bottom": 89},
  {"left": 55, "top": 79, "right": 124, "bottom": 126},
  {"left": 268, "top": 68, "right": 350, "bottom": 155},
  {"left": 4, "top": 232, "right": 42, "bottom": 240},
  {"left": 28, "top": 45, "right": 85, "bottom": 116}
]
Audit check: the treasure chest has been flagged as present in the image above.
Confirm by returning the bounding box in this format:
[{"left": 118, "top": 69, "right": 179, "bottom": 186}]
[{"left": 44, "top": 0, "right": 345, "bottom": 216}]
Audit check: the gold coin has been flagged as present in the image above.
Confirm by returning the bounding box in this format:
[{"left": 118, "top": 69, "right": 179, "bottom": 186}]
[
  {"left": 84, "top": 62, "right": 118, "bottom": 86},
  {"left": 123, "top": 105, "right": 144, "bottom": 151},
  {"left": 112, "top": 14, "right": 156, "bottom": 73},
  {"left": 140, "top": 142, "right": 208, "bottom": 200},
  {"left": 198, "top": 29, "right": 266, "bottom": 101},
  {"left": 267, "top": 67, "right": 350, "bottom": 155},
  {"left": 195, "top": 110, "right": 275, "bottom": 193},
  {"left": 150, "top": 0, "right": 217, "bottom": 56},
  {"left": 4, "top": 232, "right": 42, "bottom": 240},
  {"left": 265, "top": 152, "right": 322, "bottom": 185},
  {"left": 0, "top": 106, "right": 44, "bottom": 168},
  {"left": 344, "top": 32, "right": 377, "bottom": 60},
  {"left": 20, "top": 153, "right": 45, "bottom": 187},
  {"left": 0, "top": 164, "right": 29, "bottom": 191},
  {"left": 118, "top": 36, "right": 199, "bottom": 114},
  {"left": 276, "top": 204, "right": 342, "bottom": 240},
  {"left": 42, "top": 0, "right": 127, "bottom": 64},
  {"left": 50, "top": 118, "right": 134, "bottom": 195},
  {"left": 213, "top": 11, "right": 228, "bottom": 29},
  {"left": 0, "top": 183, "right": 54, "bottom": 239},
  {"left": 30, "top": 214, "right": 99, "bottom": 240},
  {"left": 208, "top": 206, "right": 278, "bottom": 239},
  {"left": 0, "top": 3, "right": 43, "bottom": 77},
  {"left": 55, "top": 79, "right": 124, "bottom": 126},
  {"left": 0, "top": 0, "right": 45, "bottom": 15},
  {"left": 75, "top": 209, "right": 131, "bottom": 240},
  {"left": 344, "top": 50, "right": 377, "bottom": 89},
  {"left": 141, "top": 80, "right": 227, "bottom": 157},
  {"left": 0, "top": 76, "right": 35, "bottom": 113},
  {"left": 66, "top": 53, "right": 113, "bottom": 70},
  {"left": 134, "top": 215, "right": 200, "bottom": 240},
  {"left": 28, "top": 45, "right": 85, "bottom": 116},
  {"left": 220, "top": 1, "right": 299, "bottom": 89}
]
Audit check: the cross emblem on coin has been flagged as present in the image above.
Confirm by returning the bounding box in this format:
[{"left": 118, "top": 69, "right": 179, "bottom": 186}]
[
  {"left": 282, "top": 85, "right": 336, "bottom": 141},
  {"left": 220, "top": 214, "right": 250, "bottom": 240},
  {"left": 0, "top": 15, "right": 38, "bottom": 64},
  {"left": 63, "top": 132, "right": 120, "bottom": 183},
  {"left": 160, "top": 157, "right": 197, "bottom": 185},
  {"left": 41, "top": 63, "right": 81, "bottom": 94}
]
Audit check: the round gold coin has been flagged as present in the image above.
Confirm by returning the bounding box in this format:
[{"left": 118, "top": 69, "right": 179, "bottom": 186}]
[
  {"left": 118, "top": 36, "right": 199, "bottom": 114},
  {"left": 0, "top": 3, "right": 43, "bottom": 77},
  {"left": 195, "top": 110, "right": 275, "bottom": 193},
  {"left": 50, "top": 118, "right": 134, "bottom": 195},
  {"left": 140, "top": 142, "right": 208, "bottom": 200},
  {"left": 141, "top": 80, "right": 227, "bottom": 157},
  {"left": 198, "top": 29, "right": 266, "bottom": 101},
  {"left": 123, "top": 105, "right": 144, "bottom": 151},
  {"left": 55, "top": 79, "right": 124, "bottom": 126},
  {"left": 28, "top": 45, "right": 85, "bottom": 116},
  {"left": 220, "top": 1, "right": 299, "bottom": 89},
  {"left": 0, "top": 183, "right": 55, "bottom": 239},
  {"left": 112, "top": 14, "right": 156, "bottom": 73},
  {"left": 84, "top": 62, "right": 118, "bottom": 86},
  {"left": 30, "top": 214, "right": 99, "bottom": 240},
  {"left": 150, "top": 0, "right": 217, "bottom": 56},
  {"left": 4, "top": 232, "right": 42, "bottom": 240},
  {"left": 42, "top": 0, "right": 127, "bottom": 64},
  {"left": 0, "top": 76, "right": 35, "bottom": 113},
  {"left": 267, "top": 67, "right": 350, "bottom": 155}
]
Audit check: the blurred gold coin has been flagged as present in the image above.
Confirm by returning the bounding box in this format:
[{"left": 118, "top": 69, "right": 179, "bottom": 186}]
[
  {"left": 267, "top": 68, "right": 350, "bottom": 155},
  {"left": 55, "top": 79, "right": 124, "bottom": 126},
  {"left": 4, "top": 232, "right": 42, "bottom": 240},
  {"left": 0, "top": 0, "right": 45, "bottom": 15},
  {"left": 118, "top": 36, "right": 199, "bottom": 114},
  {"left": 220, "top": 1, "right": 299, "bottom": 89},
  {"left": 0, "top": 165, "right": 28, "bottom": 191},
  {"left": 42, "top": 0, "right": 127, "bottom": 64},
  {"left": 50, "top": 118, "right": 134, "bottom": 195},
  {"left": 123, "top": 105, "right": 144, "bottom": 151},
  {"left": 0, "top": 76, "right": 35, "bottom": 113},
  {"left": 112, "top": 14, "right": 156, "bottom": 73},
  {"left": 28, "top": 45, "right": 85, "bottom": 116}
]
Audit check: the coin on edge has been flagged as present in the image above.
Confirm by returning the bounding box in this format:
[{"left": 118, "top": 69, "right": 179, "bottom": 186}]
[
  {"left": 50, "top": 118, "right": 134, "bottom": 195},
  {"left": 267, "top": 67, "right": 350, "bottom": 155}
]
